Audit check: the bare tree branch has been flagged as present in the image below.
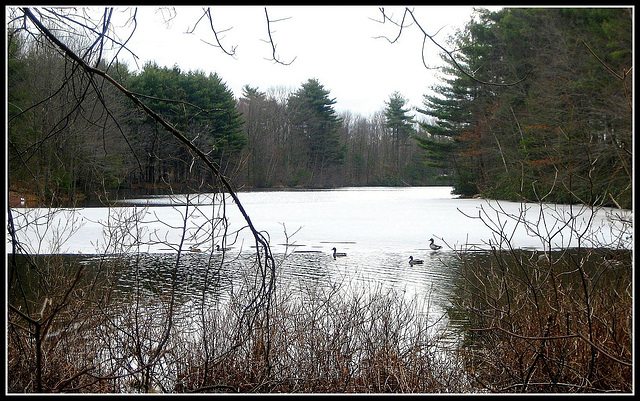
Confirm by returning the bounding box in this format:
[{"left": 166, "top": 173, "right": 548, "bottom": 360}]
[
  {"left": 186, "top": 7, "right": 237, "bottom": 57},
  {"left": 155, "top": 6, "right": 177, "bottom": 26},
  {"left": 375, "top": 7, "right": 530, "bottom": 87},
  {"left": 21, "top": 4, "right": 276, "bottom": 374},
  {"left": 471, "top": 325, "right": 632, "bottom": 367},
  {"left": 582, "top": 39, "right": 632, "bottom": 110},
  {"left": 262, "top": 7, "right": 296, "bottom": 65}
]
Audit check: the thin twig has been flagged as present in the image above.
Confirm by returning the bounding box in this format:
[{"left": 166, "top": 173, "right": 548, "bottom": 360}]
[{"left": 262, "top": 7, "right": 296, "bottom": 65}]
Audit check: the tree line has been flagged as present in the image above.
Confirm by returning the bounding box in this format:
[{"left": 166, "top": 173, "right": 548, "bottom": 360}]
[
  {"left": 8, "top": 44, "right": 436, "bottom": 205},
  {"left": 8, "top": 7, "right": 631, "bottom": 209}
]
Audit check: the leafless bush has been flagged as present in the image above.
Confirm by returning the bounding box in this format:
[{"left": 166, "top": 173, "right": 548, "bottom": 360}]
[
  {"left": 165, "top": 276, "right": 469, "bottom": 393},
  {"left": 8, "top": 236, "right": 471, "bottom": 393},
  {"left": 451, "top": 200, "right": 632, "bottom": 393}
]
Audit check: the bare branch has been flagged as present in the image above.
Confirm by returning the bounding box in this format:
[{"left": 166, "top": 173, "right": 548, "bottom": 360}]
[
  {"left": 376, "top": 7, "right": 530, "bottom": 87},
  {"left": 262, "top": 7, "right": 296, "bottom": 65},
  {"left": 21, "top": 0, "right": 275, "bottom": 305},
  {"left": 155, "top": 6, "right": 177, "bottom": 26},
  {"left": 471, "top": 325, "right": 632, "bottom": 367},
  {"left": 582, "top": 39, "right": 632, "bottom": 110},
  {"left": 187, "top": 7, "right": 237, "bottom": 57}
]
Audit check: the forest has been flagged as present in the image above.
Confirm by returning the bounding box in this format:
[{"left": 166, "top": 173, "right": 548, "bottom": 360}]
[
  {"left": 8, "top": 8, "right": 632, "bottom": 209},
  {"left": 418, "top": 7, "right": 632, "bottom": 209}
]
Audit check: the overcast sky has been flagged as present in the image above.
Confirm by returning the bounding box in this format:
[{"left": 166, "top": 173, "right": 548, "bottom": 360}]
[{"left": 118, "top": 6, "right": 503, "bottom": 117}]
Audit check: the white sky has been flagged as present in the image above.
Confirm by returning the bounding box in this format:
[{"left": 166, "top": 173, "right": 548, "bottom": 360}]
[{"left": 115, "top": 6, "right": 503, "bottom": 117}]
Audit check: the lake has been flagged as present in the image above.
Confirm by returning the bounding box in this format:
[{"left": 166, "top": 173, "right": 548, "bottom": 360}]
[
  {"left": 9, "top": 187, "right": 631, "bottom": 338},
  {"left": 9, "top": 186, "right": 631, "bottom": 256}
]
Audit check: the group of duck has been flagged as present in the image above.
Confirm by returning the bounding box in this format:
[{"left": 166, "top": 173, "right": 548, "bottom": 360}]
[
  {"left": 191, "top": 238, "right": 443, "bottom": 264},
  {"left": 189, "top": 244, "right": 229, "bottom": 253},
  {"left": 332, "top": 238, "right": 442, "bottom": 264}
]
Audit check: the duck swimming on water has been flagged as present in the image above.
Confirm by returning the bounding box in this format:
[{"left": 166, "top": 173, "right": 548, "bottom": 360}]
[
  {"left": 332, "top": 247, "right": 347, "bottom": 259},
  {"left": 429, "top": 238, "right": 442, "bottom": 251},
  {"left": 409, "top": 256, "right": 424, "bottom": 265}
]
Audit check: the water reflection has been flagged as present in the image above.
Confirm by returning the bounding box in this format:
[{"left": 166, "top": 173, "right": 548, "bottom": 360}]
[
  {"left": 97, "top": 249, "right": 461, "bottom": 305},
  {"left": 67, "top": 247, "right": 466, "bottom": 338}
]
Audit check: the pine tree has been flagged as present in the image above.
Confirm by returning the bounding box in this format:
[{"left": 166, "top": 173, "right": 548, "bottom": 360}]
[
  {"left": 384, "top": 92, "right": 415, "bottom": 176},
  {"left": 417, "top": 46, "right": 486, "bottom": 196},
  {"left": 287, "top": 78, "right": 344, "bottom": 186},
  {"left": 126, "top": 64, "right": 246, "bottom": 185},
  {"left": 415, "top": 8, "right": 631, "bottom": 206}
]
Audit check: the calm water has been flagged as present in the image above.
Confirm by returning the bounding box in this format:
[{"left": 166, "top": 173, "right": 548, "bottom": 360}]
[
  {"left": 10, "top": 186, "right": 630, "bottom": 255},
  {"left": 9, "top": 187, "right": 631, "bottom": 341}
]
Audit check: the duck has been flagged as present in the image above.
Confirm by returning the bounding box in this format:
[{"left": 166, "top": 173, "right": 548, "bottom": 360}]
[
  {"left": 409, "top": 256, "right": 424, "bottom": 265},
  {"left": 535, "top": 250, "right": 550, "bottom": 264},
  {"left": 189, "top": 245, "right": 202, "bottom": 253},
  {"left": 216, "top": 244, "right": 231, "bottom": 252},
  {"left": 332, "top": 247, "right": 347, "bottom": 259},
  {"left": 429, "top": 238, "right": 442, "bottom": 251}
]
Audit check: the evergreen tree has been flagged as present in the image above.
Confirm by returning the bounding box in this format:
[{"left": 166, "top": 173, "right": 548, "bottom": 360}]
[
  {"left": 287, "top": 78, "right": 344, "bottom": 186},
  {"left": 416, "top": 8, "right": 632, "bottom": 206},
  {"left": 8, "top": 29, "right": 134, "bottom": 203},
  {"left": 384, "top": 92, "right": 415, "bottom": 176},
  {"left": 126, "top": 63, "right": 246, "bottom": 186},
  {"left": 417, "top": 30, "right": 490, "bottom": 196},
  {"left": 241, "top": 84, "right": 266, "bottom": 100}
]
